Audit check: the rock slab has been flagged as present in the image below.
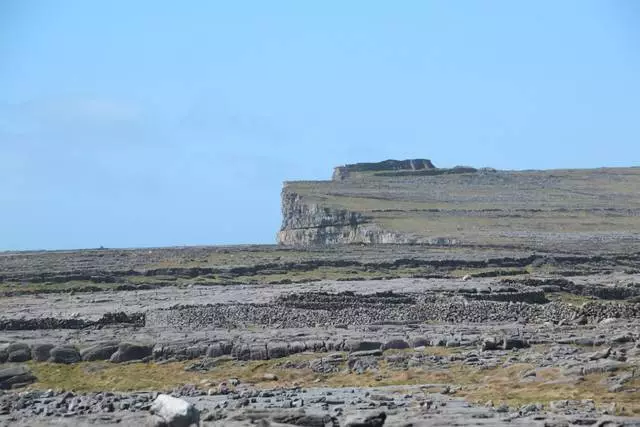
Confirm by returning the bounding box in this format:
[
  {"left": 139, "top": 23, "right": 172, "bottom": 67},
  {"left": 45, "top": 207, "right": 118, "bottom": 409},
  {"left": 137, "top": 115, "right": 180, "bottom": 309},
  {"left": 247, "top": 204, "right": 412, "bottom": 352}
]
[
  {"left": 0, "top": 365, "right": 36, "bottom": 390},
  {"left": 149, "top": 394, "right": 200, "bottom": 427}
]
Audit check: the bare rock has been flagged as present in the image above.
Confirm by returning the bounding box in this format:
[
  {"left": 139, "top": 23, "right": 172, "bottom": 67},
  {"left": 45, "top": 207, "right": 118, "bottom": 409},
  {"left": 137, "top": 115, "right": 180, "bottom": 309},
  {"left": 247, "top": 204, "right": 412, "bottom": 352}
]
[
  {"left": 31, "top": 343, "right": 55, "bottom": 362},
  {"left": 503, "top": 337, "right": 529, "bottom": 350},
  {"left": 587, "top": 347, "right": 611, "bottom": 361},
  {"left": 409, "top": 337, "right": 430, "bottom": 348},
  {"left": 49, "top": 345, "right": 81, "bottom": 364},
  {"left": 110, "top": 342, "right": 153, "bottom": 363},
  {"left": 581, "top": 360, "right": 625, "bottom": 375},
  {"left": 262, "top": 373, "right": 278, "bottom": 381},
  {"left": 7, "top": 349, "right": 31, "bottom": 363},
  {"left": 287, "top": 341, "right": 306, "bottom": 355},
  {"left": 344, "top": 410, "right": 387, "bottom": 427},
  {"left": 0, "top": 346, "right": 7, "bottom": 363},
  {"left": 349, "top": 349, "right": 382, "bottom": 358},
  {"left": 227, "top": 408, "right": 334, "bottom": 426},
  {"left": 81, "top": 342, "right": 119, "bottom": 361},
  {"left": 206, "top": 342, "right": 232, "bottom": 358},
  {"left": 481, "top": 337, "right": 499, "bottom": 351},
  {"left": 231, "top": 344, "right": 251, "bottom": 361},
  {"left": 267, "top": 342, "right": 290, "bottom": 359},
  {"left": 149, "top": 394, "right": 200, "bottom": 427},
  {"left": 250, "top": 344, "right": 268, "bottom": 360},
  {"left": 573, "top": 315, "right": 588, "bottom": 326},
  {"left": 4, "top": 343, "right": 31, "bottom": 363},
  {"left": 381, "top": 339, "right": 409, "bottom": 351},
  {"left": 346, "top": 341, "right": 382, "bottom": 352},
  {"left": 611, "top": 333, "right": 634, "bottom": 344},
  {"left": 304, "top": 340, "right": 326, "bottom": 352},
  {"left": 0, "top": 365, "right": 36, "bottom": 390}
]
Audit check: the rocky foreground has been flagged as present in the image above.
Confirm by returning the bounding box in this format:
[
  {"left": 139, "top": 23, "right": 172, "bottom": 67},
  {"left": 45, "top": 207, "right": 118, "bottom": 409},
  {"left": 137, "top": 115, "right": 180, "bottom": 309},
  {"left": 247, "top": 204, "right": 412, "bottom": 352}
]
[
  {"left": 2, "top": 243, "right": 640, "bottom": 425},
  {"left": 4, "top": 160, "right": 640, "bottom": 425},
  {"left": 4, "top": 382, "right": 640, "bottom": 427}
]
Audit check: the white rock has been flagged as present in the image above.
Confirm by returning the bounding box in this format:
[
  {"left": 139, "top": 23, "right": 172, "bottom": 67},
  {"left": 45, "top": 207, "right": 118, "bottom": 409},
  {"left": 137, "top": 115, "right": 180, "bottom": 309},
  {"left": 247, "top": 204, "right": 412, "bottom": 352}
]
[
  {"left": 600, "top": 317, "right": 618, "bottom": 325},
  {"left": 149, "top": 394, "right": 199, "bottom": 427}
]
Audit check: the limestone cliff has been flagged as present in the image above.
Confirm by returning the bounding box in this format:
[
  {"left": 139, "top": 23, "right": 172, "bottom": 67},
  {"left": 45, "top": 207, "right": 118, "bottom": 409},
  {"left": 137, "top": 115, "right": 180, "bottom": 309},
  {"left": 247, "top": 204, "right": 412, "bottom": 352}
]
[
  {"left": 277, "top": 158, "right": 468, "bottom": 246},
  {"left": 277, "top": 188, "right": 418, "bottom": 245},
  {"left": 278, "top": 160, "right": 640, "bottom": 249}
]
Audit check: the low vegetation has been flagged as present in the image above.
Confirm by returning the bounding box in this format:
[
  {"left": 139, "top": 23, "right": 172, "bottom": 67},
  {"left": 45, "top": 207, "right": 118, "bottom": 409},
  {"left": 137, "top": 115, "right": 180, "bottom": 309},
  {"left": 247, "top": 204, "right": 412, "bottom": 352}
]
[{"left": 26, "top": 351, "right": 640, "bottom": 415}]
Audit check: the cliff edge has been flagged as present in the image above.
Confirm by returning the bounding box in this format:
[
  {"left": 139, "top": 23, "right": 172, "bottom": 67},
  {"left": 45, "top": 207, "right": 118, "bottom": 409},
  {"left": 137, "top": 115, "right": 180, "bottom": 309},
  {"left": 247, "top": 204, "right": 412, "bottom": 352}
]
[
  {"left": 277, "top": 160, "right": 640, "bottom": 251},
  {"left": 332, "top": 158, "right": 436, "bottom": 180}
]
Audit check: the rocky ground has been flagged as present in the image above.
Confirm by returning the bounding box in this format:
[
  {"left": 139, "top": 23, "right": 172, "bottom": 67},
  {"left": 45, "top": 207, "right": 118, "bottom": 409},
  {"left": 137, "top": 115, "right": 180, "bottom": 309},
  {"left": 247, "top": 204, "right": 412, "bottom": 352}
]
[
  {"left": 4, "top": 383, "right": 640, "bottom": 426},
  {"left": 1, "top": 245, "right": 640, "bottom": 426}
]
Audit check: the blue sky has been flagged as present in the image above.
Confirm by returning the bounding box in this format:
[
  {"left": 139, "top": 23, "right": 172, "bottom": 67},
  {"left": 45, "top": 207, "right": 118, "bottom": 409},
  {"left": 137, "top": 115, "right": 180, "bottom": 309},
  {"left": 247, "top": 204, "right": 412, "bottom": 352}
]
[{"left": 1, "top": 1, "right": 639, "bottom": 250}]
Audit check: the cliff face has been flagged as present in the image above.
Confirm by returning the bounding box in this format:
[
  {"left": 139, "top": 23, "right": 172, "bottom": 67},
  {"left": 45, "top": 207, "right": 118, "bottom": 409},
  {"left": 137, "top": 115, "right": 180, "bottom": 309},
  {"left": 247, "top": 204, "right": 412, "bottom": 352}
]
[
  {"left": 277, "top": 187, "right": 458, "bottom": 245},
  {"left": 278, "top": 158, "right": 464, "bottom": 246},
  {"left": 277, "top": 189, "right": 418, "bottom": 245}
]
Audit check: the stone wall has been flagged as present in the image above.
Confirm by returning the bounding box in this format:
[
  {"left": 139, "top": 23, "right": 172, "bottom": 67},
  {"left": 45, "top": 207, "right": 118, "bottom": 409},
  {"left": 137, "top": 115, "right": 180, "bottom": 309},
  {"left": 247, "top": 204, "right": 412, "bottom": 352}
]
[{"left": 145, "top": 300, "right": 555, "bottom": 330}]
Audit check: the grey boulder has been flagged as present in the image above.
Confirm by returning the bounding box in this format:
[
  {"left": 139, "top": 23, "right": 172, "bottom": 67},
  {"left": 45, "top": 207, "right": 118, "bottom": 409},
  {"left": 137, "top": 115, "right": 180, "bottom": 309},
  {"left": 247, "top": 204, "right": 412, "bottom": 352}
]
[
  {"left": 381, "top": 339, "right": 409, "bottom": 351},
  {"left": 231, "top": 344, "right": 251, "bottom": 361},
  {"left": 149, "top": 394, "right": 200, "bottom": 427},
  {"left": 0, "top": 365, "right": 36, "bottom": 390},
  {"left": 205, "top": 343, "right": 226, "bottom": 358},
  {"left": 249, "top": 344, "right": 268, "bottom": 360},
  {"left": 81, "top": 342, "right": 120, "bottom": 361},
  {"left": 110, "top": 342, "right": 153, "bottom": 363},
  {"left": 344, "top": 410, "right": 387, "bottom": 427},
  {"left": 31, "top": 343, "right": 55, "bottom": 362},
  {"left": 7, "top": 349, "right": 31, "bottom": 363},
  {"left": 266, "top": 342, "right": 289, "bottom": 359},
  {"left": 3, "top": 343, "right": 31, "bottom": 362},
  {"left": 503, "top": 337, "right": 529, "bottom": 350},
  {"left": 49, "top": 345, "right": 81, "bottom": 364},
  {"left": 226, "top": 408, "right": 334, "bottom": 425},
  {"left": 346, "top": 340, "right": 382, "bottom": 352},
  {"left": 410, "top": 337, "right": 430, "bottom": 348}
]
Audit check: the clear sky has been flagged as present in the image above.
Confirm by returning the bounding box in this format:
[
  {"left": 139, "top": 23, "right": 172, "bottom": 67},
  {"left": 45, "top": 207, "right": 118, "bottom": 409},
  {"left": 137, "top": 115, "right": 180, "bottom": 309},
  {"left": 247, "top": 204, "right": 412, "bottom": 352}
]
[{"left": 1, "top": 1, "right": 639, "bottom": 250}]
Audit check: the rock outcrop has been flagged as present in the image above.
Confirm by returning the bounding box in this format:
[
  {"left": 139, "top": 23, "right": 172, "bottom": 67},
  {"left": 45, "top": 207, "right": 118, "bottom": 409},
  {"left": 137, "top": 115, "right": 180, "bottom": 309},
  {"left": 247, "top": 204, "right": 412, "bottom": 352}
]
[
  {"left": 0, "top": 366, "right": 36, "bottom": 390},
  {"left": 277, "top": 189, "right": 412, "bottom": 245},
  {"left": 149, "top": 394, "right": 200, "bottom": 427},
  {"left": 332, "top": 158, "right": 436, "bottom": 181},
  {"left": 277, "top": 181, "right": 454, "bottom": 246}
]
